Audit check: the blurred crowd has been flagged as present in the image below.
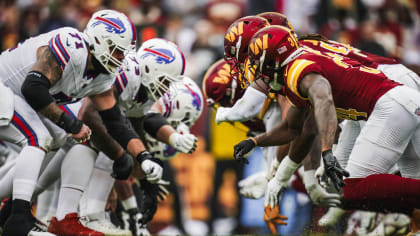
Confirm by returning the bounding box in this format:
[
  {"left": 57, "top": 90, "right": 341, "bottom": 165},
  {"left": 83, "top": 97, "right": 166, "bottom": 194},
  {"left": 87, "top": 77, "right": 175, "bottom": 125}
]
[
  {"left": 2, "top": 0, "right": 420, "bottom": 234},
  {"left": 2, "top": 0, "right": 420, "bottom": 80}
]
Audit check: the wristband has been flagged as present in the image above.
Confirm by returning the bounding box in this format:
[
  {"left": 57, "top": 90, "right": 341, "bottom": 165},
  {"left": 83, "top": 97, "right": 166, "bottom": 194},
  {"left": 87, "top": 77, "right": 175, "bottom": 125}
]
[
  {"left": 136, "top": 151, "right": 152, "bottom": 164},
  {"left": 249, "top": 137, "right": 258, "bottom": 146},
  {"left": 58, "top": 112, "right": 83, "bottom": 134},
  {"left": 322, "top": 149, "right": 333, "bottom": 157}
]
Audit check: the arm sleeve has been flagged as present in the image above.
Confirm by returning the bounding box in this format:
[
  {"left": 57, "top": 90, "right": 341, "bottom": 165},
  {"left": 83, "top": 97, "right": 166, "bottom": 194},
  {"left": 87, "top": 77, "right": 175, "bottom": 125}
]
[
  {"left": 21, "top": 71, "right": 54, "bottom": 111},
  {"left": 98, "top": 104, "right": 139, "bottom": 149},
  {"left": 216, "top": 86, "right": 267, "bottom": 122}
]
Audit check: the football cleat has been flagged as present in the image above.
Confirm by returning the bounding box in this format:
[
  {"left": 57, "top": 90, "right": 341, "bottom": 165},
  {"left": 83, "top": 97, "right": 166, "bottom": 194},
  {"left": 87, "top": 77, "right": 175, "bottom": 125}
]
[
  {"left": 82, "top": 212, "right": 132, "bottom": 236},
  {"left": 48, "top": 213, "right": 104, "bottom": 236}
]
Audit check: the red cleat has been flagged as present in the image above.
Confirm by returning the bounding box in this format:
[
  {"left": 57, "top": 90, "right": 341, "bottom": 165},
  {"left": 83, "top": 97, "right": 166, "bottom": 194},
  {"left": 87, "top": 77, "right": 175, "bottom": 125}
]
[{"left": 48, "top": 213, "right": 104, "bottom": 236}]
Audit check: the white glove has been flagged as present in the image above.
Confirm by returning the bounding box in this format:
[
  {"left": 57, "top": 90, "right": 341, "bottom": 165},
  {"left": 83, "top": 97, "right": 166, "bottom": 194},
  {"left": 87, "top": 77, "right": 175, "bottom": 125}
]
[
  {"left": 141, "top": 159, "right": 163, "bottom": 184},
  {"left": 267, "top": 158, "right": 280, "bottom": 180},
  {"left": 238, "top": 171, "right": 267, "bottom": 199},
  {"left": 304, "top": 170, "right": 341, "bottom": 207},
  {"left": 169, "top": 133, "right": 197, "bottom": 153},
  {"left": 215, "top": 107, "right": 228, "bottom": 124},
  {"left": 264, "top": 177, "right": 286, "bottom": 208},
  {"left": 264, "top": 156, "right": 300, "bottom": 208}
]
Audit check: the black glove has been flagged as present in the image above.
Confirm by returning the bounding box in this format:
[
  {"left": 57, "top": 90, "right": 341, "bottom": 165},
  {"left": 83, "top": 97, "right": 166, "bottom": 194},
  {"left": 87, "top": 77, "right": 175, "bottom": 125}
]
[
  {"left": 111, "top": 152, "right": 134, "bottom": 180},
  {"left": 322, "top": 150, "right": 350, "bottom": 191},
  {"left": 233, "top": 138, "right": 256, "bottom": 164},
  {"left": 138, "top": 179, "right": 159, "bottom": 224}
]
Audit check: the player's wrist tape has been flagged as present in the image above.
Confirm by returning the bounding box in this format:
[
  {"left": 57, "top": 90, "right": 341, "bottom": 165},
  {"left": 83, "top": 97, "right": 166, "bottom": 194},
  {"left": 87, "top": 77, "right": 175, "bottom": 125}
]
[
  {"left": 249, "top": 137, "right": 258, "bottom": 146},
  {"left": 136, "top": 151, "right": 163, "bottom": 166},
  {"left": 136, "top": 151, "right": 153, "bottom": 164},
  {"left": 143, "top": 113, "right": 169, "bottom": 138},
  {"left": 58, "top": 112, "right": 83, "bottom": 134},
  {"left": 21, "top": 71, "right": 54, "bottom": 111}
]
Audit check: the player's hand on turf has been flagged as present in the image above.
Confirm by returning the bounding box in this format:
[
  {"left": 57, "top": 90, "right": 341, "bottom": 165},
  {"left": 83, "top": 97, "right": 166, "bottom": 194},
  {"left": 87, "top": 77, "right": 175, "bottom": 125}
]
[
  {"left": 72, "top": 124, "right": 91, "bottom": 143},
  {"left": 264, "top": 177, "right": 286, "bottom": 208},
  {"left": 322, "top": 150, "right": 349, "bottom": 191},
  {"left": 233, "top": 138, "right": 256, "bottom": 164},
  {"left": 169, "top": 133, "right": 197, "bottom": 154}
]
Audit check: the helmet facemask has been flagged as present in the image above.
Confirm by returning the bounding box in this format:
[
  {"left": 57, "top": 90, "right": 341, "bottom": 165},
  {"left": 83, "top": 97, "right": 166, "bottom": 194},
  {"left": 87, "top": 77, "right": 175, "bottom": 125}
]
[
  {"left": 144, "top": 73, "right": 179, "bottom": 102},
  {"left": 96, "top": 39, "right": 129, "bottom": 74}
]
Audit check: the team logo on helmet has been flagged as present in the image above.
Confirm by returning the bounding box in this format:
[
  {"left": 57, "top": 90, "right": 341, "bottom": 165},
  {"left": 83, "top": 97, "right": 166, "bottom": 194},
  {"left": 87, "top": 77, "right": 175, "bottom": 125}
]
[
  {"left": 92, "top": 16, "right": 126, "bottom": 34},
  {"left": 140, "top": 48, "right": 175, "bottom": 64},
  {"left": 213, "top": 63, "right": 231, "bottom": 85},
  {"left": 225, "top": 22, "right": 244, "bottom": 42},
  {"left": 249, "top": 34, "right": 269, "bottom": 55}
]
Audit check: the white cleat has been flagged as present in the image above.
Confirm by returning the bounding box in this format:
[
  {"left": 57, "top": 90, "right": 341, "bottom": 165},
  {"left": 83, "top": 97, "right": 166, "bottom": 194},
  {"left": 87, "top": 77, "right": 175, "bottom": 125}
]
[
  {"left": 83, "top": 212, "right": 132, "bottom": 236},
  {"left": 318, "top": 207, "right": 346, "bottom": 227}
]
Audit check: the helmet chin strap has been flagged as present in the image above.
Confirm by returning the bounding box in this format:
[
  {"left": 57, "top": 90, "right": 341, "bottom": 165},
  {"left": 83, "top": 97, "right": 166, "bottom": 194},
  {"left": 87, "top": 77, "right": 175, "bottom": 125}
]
[
  {"left": 259, "top": 50, "right": 266, "bottom": 73},
  {"left": 270, "top": 59, "right": 282, "bottom": 91}
]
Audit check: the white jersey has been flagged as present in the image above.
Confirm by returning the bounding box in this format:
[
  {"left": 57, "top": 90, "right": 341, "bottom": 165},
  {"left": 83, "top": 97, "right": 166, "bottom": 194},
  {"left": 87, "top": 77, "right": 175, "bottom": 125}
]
[
  {"left": 116, "top": 53, "right": 153, "bottom": 118},
  {"left": 0, "top": 27, "right": 114, "bottom": 105}
]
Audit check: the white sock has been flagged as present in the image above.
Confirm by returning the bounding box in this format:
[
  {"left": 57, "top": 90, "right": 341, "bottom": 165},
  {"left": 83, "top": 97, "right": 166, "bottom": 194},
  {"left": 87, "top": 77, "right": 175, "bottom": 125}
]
[
  {"left": 80, "top": 168, "right": 115, "bottom": 216},
  {"left": 80, "top": 152, "right": 114, "bottom": 216},
  {"left": 121, "top": 196, "right": 138, "bottom": 211},
  {"left": 56, "top": 144, "right": 96, "bottom": 220},
  {"left": 13, "top": 146, "right": 45, "bottom": 201}
]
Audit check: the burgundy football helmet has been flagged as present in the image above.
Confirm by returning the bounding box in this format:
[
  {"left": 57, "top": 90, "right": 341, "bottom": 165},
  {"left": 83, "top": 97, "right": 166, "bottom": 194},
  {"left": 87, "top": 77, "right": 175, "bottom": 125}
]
[
  {"left": 248, "top": 25, "right": 300, "bottom": 91},
  {"left": 257, "top": 12, "right": 295, "bottom": 32},
  {"left": 224, "top": 16, "right": 269, "bottom": 74},
  {"left": 202, "top": 59, "right": 245, "bottom": 107}
]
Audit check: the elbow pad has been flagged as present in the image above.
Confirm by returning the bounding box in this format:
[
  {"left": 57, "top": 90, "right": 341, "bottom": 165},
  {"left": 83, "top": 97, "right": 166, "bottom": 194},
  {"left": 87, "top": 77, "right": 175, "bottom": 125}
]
[
  {"left": 21, "top": 71, "right": 54, "bottom": 111},
  {"left": 98, "top": 104, "right": 139, "bottom": 149},
  {"left": 143, "top": 113, "right": 169, "bottom": 139}
]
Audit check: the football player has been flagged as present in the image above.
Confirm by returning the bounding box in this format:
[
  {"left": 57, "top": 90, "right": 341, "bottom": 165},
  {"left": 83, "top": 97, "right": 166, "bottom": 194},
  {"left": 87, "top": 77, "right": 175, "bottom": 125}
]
[
  {"left": 202, "top": 58, "right": 290, "bottom": 200},
  {"left": 0, "top": 9, "right": 167, "bottom": 236},
  {"left": 234, "top": 25, "right": 420, "bottom": 216}
]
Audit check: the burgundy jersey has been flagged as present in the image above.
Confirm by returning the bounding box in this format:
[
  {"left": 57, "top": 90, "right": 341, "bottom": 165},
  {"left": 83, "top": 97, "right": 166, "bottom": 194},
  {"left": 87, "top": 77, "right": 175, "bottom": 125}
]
[
  {"left": 300, "top": 39, "right": 397, "bottom": 69},
  {"left": 283, "top": 48, "right": 400, "bottom": 120}
]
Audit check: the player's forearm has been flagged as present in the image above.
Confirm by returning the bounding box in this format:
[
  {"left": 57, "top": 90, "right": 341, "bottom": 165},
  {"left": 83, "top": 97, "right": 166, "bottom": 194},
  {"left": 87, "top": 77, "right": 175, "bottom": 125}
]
[
  {"left": 288, "top": 114, "right": 318, "bottom": 163},
  {"left": 126, "top": 139, "right": 147, "bottom": 157},
  {"left": 302, "top": 135, "right": 321, "bottom": 171},
  {"left": 155, "top": 125, "right": 175, "bottom": 144},
  {"left": 313, "top": 99, "right": 337, "bottom": 151},
  {"left": 79, "top": 101, "right": 124, "bottom": 160},
  {"left": 39, "top": 102, "right": 64, "bottom": 123},
  {"left": 254, "top": 120, "right": 296, "bottom": 147}
]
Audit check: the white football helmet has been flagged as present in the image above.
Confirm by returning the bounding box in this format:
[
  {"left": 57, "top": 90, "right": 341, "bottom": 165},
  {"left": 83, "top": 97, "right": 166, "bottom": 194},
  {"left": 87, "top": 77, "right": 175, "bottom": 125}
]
[
  {"left": 159, "top": 76, "right": 203, "bottom": 128},
  {"left": 84, "top": 9, "right": 136, "bottom": 74},
  {"left": 137, "top": 38, "right": 185, "bottom": 101}
]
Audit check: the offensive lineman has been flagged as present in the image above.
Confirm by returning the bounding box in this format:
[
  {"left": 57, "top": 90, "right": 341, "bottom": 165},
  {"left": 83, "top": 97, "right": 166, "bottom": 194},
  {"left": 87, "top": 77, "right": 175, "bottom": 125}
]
[{"left": 0, "top": 10, "right": 163, "bottom": 236}]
